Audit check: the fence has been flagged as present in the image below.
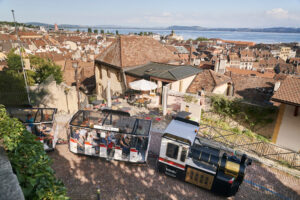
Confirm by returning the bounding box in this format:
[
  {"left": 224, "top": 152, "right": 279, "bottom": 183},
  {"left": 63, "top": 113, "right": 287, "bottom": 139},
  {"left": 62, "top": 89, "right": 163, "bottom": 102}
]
[{"left": 198, "top": 123, "right": 300, "bottom": 169}]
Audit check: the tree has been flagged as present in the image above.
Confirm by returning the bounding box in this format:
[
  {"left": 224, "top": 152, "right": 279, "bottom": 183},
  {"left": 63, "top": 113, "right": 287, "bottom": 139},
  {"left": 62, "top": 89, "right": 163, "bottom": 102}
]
[
  {"left": 196, "top": 37, "right": 208, "bottom": 41},
  {"left": 94, "top": 29, "right": 98, "bottom": 34},
  {"left": 7, "top": 51, "right": 22, "bottom": 72},
  {"left": 35, "top": 63, "right": 63, "bottom": 84},
  {"left": 87, "top": 28, "right": 92, "bottom": 33},
  {"left": 76, "top": 29, "right": 80, "bottom": 33},
  {"left": 116, "top": 30, "right": 119, "bottom": 35},
  {"left": 100, "top": 29, "right": 104, "bottom": 34},
  {"left": 171, "top": 29, "right": 174, "bottom": 35}
]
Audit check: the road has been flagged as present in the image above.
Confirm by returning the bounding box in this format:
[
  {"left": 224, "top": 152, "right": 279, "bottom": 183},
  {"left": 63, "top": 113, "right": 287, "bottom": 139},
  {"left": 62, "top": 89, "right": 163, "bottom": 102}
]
[{"left": 49, "top": 144, "right": 300, "bottom": 200}]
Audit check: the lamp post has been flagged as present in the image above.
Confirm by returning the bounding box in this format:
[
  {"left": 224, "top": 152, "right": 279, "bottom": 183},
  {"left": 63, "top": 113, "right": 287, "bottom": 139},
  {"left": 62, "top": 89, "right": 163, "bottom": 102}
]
[
  {"left": 72, "top": 60, "right": 80, "bottom": 110},
  {"left": 11, "top": 9, "right": 31, "bottom": 105}
]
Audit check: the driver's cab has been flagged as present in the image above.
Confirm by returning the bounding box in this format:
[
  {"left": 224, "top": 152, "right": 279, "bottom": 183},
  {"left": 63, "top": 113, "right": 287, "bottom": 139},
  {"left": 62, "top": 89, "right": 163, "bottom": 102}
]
[{"left": 157, "top": 117, "right": 199, "bottom": 179}]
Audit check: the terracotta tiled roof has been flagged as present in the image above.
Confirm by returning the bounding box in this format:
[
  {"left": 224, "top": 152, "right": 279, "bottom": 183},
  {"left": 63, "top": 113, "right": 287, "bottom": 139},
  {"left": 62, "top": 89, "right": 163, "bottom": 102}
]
[
  {"left": 187, "top": 70, "right": 231, "bottom": 94},
  {"left": 272, "top": 77, "right": 300, "bottom": 106},
  {"left": 226, "top": 67, "right": 275, "bottom": 79},
  {"left": 96, "top": 35, "right": 178, "bottom": 68},
  {"left": 230, "top": 73, "right": 275, "bottom": 104}
]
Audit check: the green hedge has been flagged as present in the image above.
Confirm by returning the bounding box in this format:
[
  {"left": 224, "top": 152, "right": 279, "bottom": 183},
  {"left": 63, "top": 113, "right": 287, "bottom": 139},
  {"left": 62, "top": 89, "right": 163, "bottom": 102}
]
[
  {"left": 0, "top": 105, "right": 68, "bottom": 200},
  {"left": 210, "top": 95, "right": 276, "bottom": 130}
]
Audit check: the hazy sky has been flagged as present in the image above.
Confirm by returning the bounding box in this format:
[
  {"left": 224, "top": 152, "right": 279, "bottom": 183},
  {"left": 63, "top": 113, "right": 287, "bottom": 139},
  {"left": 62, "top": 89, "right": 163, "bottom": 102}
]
[{"left": 1, "top": 0, "right": 300, "bottom": 27}]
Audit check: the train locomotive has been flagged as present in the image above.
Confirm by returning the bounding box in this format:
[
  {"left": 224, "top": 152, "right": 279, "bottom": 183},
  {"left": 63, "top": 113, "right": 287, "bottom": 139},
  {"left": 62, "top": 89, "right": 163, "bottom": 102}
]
[{"left": 157, "top": 117, "right": 252, "bottom": 196}]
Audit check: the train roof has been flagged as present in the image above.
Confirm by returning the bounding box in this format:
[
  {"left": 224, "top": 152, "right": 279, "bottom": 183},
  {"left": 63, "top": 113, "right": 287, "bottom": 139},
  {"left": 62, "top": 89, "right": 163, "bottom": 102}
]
[
  {"left": 6, "top": 107, "right": 57, "bottom": 123},
  {"left": 69, "top": 109, "right": 151, "bottom": 136},
  {"left": 163, "top": 117, "right": 199, "bottom": 144}
]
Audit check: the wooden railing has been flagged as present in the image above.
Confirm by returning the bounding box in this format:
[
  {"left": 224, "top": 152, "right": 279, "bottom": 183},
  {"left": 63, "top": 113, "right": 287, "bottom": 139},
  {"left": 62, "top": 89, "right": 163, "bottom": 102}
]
[{"left": 198, "top": 123, "right": 300, "bottom": 169}]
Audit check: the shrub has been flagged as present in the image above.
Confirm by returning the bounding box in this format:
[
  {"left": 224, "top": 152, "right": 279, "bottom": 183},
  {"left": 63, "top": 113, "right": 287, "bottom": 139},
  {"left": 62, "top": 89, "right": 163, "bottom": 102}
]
[
  {"left": 0, "top": 105, "right": 68, "bottom": 199},
  {"left": 210, "top": 95, "right": 276, "bottom": 130}
]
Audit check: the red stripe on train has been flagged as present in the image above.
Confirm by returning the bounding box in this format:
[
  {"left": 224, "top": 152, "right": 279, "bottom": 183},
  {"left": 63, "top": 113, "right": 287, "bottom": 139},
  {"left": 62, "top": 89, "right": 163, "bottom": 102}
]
[
  {"left": 99, "top": 144, "right": 107, "bottom": 148},
  {"left": 70, "top": 138, "right": 76, "bottom": 143},
  {"left": 159, "top": 157, "right": 185, "bottom": 169},
  {"left": 130, "top": 149, "right": 138, "bottom": 152}
]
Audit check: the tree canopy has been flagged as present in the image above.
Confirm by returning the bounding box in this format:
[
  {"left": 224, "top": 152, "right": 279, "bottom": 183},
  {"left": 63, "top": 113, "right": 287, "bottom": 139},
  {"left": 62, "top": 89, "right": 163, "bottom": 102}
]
[{"left": 34, "top": 62, "right": 63, "bottom": 84}]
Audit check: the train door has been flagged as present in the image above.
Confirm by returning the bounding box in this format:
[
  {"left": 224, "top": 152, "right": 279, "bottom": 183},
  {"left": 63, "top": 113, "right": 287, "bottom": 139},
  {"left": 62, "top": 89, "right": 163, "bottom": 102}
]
[{"left": 158, "top": 137, "right": 189, "bottom": 179}]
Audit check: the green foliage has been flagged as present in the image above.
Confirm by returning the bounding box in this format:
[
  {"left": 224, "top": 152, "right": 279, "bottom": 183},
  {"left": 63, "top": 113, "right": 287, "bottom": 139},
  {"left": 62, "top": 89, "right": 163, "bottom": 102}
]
[
  {"left": 93, "top": 29, "right": 98, "bottom": 34},
  {"left": 183, "top": 95, "right": 198, "bottom": 103},
  {"left": 201, "top": 115, "right": 270, "bottom": 142},
  {"left": 195, "top": 37, "right": 208, "bottom": 41},
  {"left": 0, "top": 105, "right": 68, "bottom": 199},
  {"left": 76, "top": 29, "right": 80, "bottom": 33},
  {"left": 7, "top": 51, "right": 22, "bottom": 72},
  {"left": 115, "top": 30, "right": 119, "bottom": 35},
  {"left": 210, "top": 95, "right": 276, "bottom": 130},
  {"left": 87, "top": 28, "right": 92, "bottom": 33},
  {"left": 0, "top": 21, "right": 37, "bottom": 28},
  {"left": 0, "top": 70, "right": 28, "bottom": 105},
  {"left": 100, "top": 29, "right": 104, "bottom": 34},
  {"left": 29, "top": 55, "right": 49, "bottom": 68},
  {"left": 35, "top": 63, "right": 63, "bottom": 84}
]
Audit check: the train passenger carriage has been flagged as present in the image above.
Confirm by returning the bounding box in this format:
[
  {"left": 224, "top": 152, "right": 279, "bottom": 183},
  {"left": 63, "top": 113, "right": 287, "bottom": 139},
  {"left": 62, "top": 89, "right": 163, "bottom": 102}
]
[
  {"left": 68, "top": 109, "right": 151, "bottom": 163},
  {"left": 157, "top": 117, "right": 252, "bottom": 196},
  {"left": 7, "top": 107, "right": 58, "bottom": 151}
]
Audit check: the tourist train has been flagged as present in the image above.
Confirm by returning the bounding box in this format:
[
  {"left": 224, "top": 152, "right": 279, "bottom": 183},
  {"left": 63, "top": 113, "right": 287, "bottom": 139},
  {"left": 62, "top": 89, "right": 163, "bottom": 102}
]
[
  {"left": 66, "top": 108, "right": 252, "bottom": 196},
  {"left": 157, "top": 117, "right": 252, "bottom": 196},
  {"left": 7, "top": 107, "right": 58, "bottom": 151},
  {"left": 68, "top": 109, "right": 152, "bottom": 163}
]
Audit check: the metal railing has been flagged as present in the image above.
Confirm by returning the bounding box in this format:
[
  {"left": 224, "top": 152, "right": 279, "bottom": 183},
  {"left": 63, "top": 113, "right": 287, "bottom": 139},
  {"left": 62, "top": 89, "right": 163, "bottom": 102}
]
[{"left": 198, "top": 123, "right": 300, "bottom": 169}]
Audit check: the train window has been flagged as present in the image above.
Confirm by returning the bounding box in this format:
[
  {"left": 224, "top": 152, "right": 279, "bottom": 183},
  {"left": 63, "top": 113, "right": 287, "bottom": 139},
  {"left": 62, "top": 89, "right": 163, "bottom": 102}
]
[
  {"left": 180, "top": 147, "right": 187, "bottom": 162},
  {"left": 166, "top": 143, "right": 179, "bottom": 159}
]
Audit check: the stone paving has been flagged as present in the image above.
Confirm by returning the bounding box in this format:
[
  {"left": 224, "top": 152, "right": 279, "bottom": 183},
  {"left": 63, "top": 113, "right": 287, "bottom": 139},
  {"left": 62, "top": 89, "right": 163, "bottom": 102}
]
[
  {"left": 50, "top": 102, "right": 300, "bottom": 200},
  {"left": 50, "top": 144, "right": 300, "bottom": 200}
]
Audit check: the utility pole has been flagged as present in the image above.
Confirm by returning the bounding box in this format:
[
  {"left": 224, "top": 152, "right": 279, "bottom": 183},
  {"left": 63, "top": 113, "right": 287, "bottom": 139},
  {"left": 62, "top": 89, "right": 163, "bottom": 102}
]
[
  {"left": 11, "top": 10, "right": 31, "bottom": 105},
  {"left": 72, "top": 60, "right": 81, "bottom": 110}
]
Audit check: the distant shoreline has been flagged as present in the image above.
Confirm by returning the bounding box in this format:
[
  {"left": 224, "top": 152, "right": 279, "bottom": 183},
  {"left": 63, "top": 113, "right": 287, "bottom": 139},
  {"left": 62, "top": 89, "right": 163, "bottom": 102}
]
[{"left": 24, "top": 22, "right": 300, "bottom": 34}]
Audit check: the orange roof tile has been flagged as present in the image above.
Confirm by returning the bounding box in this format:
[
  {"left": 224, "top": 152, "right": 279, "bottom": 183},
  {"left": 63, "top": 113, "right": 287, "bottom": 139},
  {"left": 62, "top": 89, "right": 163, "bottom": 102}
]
[
  {"left": 272, "top": 77, "right": 300, "bottom": 106},
  {"left": 96, "top": 35, "right": 178, "bottom": 68}
]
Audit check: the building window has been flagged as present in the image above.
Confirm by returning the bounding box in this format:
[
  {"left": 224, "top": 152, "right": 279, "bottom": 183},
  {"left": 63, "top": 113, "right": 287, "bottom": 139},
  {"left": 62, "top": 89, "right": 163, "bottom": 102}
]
[
  {"left": 99, "top": 66, "right": 102, "bottom": 79},
  {"left": 107, "top": 68, "right": 111, "bottom": 78},
  {"left": 166, "top": 143, "right": 179, "bottom": 159}
]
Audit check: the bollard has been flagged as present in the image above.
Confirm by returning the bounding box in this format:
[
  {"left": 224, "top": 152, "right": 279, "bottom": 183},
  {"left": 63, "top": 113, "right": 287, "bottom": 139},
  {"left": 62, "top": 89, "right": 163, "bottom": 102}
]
[{"left": 97, "top": 188, "right": 100, "bottom": 200}]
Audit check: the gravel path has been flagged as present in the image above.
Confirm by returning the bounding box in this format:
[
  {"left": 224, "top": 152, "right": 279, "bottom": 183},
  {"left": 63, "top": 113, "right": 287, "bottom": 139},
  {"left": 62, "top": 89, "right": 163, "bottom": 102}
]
[{"left": 49, "top": 144, "right": 300, "bottom": 200}]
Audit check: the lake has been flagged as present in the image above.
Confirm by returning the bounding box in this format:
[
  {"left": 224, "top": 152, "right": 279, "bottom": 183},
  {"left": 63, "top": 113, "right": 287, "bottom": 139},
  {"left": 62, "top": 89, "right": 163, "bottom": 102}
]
[{"left": 66, "top": 28, "right": 300, "bottom": 44}]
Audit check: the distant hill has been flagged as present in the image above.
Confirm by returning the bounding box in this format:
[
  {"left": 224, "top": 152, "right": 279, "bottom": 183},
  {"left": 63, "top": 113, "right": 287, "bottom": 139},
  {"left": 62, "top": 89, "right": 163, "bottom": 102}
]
[
  {"left": 22, "top": 22, "right": 300, "bottom": 33},
  {"left": 168, "top": 26, "right": 300, "bottom": 33}
]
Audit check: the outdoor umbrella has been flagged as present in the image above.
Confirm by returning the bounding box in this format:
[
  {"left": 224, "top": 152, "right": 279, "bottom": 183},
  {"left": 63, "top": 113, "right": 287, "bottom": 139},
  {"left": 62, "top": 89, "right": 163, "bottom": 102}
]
[{"left": 129, "top": 79, "right": 157, "bottom": 91}]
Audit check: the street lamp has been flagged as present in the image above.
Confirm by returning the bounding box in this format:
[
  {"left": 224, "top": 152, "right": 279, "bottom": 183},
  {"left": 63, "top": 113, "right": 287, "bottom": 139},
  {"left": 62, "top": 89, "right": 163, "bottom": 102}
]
[
  {"left": 11, "top": 9, "right": 31, "bottom": 105},
  {"left": 72, "top": 60, "right": 80, "bottom": 110}
]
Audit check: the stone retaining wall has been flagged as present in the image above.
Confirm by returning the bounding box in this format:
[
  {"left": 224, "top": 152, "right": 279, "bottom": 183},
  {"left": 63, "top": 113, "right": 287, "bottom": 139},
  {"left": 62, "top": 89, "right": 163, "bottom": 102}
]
[{"left": 0, "top": 147, "right": 24, "bottom": 200}]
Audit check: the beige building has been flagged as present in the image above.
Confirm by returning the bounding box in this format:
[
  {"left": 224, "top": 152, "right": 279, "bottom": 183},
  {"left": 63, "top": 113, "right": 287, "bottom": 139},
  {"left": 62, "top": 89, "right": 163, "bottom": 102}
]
[
  {"left": 271, "top": 77, "right": 300, "bottom": 152},
  {"left": 125, "top": 62, "right": 201, "bottom": 94},
  {"left": 279, "top": 46, "right": 291, "bottom": 61},
  {"left": 94, "top": 35, "right": 179, "bottom": 98}
]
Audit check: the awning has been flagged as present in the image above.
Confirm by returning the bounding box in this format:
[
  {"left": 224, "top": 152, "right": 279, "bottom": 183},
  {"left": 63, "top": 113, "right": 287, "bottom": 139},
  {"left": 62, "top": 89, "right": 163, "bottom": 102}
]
[{"left": 129, "top": 79, "right": 157, "bottom": 91}]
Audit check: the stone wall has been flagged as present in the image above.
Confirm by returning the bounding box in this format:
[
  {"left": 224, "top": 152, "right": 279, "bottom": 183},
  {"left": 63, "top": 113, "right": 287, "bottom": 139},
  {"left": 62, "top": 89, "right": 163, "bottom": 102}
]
[
  {"left": 0, "top": 147, "right": 24, "bottom": 200},
  {"left": 30, "top": 77, "right": 88, "bottom": 114}
]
